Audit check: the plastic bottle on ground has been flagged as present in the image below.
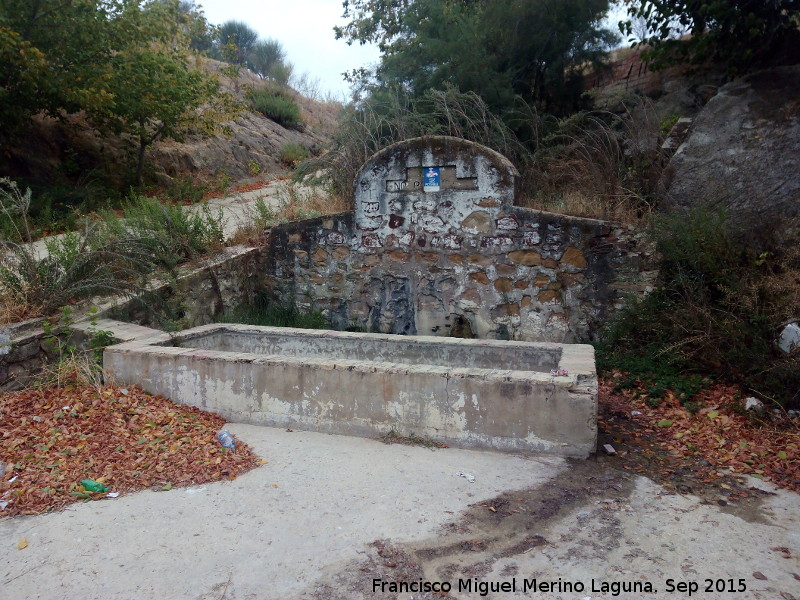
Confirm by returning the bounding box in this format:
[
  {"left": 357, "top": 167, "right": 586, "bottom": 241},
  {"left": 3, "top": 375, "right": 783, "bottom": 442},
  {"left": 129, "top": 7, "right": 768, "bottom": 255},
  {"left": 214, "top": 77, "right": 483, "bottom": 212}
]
[{"left": 217, "top": 430, "right": 236, "bottom": 450}]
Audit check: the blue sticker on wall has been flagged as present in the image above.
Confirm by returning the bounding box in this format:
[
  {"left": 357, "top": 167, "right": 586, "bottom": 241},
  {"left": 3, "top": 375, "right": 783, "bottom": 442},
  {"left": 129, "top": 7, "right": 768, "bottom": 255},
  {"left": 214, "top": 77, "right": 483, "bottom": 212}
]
[{"left": 423, "top": 167, "right": 440, "bottom": 192}]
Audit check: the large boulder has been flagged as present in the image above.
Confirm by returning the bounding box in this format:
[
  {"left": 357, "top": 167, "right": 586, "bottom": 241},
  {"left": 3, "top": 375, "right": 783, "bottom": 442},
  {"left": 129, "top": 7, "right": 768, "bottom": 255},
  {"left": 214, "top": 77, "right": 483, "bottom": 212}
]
[{"left": 660, "top": 65, "right": 800, "bottom": 241}]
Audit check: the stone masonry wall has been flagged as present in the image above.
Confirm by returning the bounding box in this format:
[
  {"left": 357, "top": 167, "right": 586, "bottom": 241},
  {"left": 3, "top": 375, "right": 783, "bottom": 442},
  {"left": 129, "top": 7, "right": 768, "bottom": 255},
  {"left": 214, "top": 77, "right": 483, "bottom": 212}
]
[
  {"left": 0, "top": 246, "right": 265, "bottom": 392},
  {"left": 1, "top": 137, "right": 654, "bottom": 392},
  {"left": 263, "top": 137, "right": 654, "bottom": 343},
  {"left": 104, "top": 245, "right": 266, "bottom": 329}
]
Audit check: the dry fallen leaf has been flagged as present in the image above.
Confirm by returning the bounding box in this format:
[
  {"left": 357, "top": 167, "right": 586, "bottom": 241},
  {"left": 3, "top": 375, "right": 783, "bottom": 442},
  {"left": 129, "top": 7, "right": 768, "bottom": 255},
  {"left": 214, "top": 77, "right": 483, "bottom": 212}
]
[
  {"left": 0, "top": 385, "right": 259, "bottom": 516},
  {"left": 17, "top": 537, "right": 28, "bottom": 550},
  {"left": 598, "top": 377, "right": 800, "bottom": 495}
]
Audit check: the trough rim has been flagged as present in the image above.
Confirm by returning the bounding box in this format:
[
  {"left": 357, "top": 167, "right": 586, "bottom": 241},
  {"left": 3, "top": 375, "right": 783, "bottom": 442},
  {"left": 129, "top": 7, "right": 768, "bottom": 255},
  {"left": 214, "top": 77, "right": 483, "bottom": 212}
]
[{"left": 103, "top": 323, "right": 595, "bottom": 390}]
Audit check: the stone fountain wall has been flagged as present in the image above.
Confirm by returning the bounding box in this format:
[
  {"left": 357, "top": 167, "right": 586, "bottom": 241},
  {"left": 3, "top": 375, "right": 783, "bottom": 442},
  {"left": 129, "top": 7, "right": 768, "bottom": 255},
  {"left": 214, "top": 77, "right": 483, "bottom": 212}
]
[{"left": 262, "top": 137, "right": 654, "bottom": 342}]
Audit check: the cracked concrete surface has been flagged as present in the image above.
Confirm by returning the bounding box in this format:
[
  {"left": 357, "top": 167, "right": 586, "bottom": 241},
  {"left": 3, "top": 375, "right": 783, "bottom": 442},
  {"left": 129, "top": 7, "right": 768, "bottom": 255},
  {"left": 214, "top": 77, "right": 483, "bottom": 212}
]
[{"left": 2, "top": 424, "right": 799, "bottom": 600}]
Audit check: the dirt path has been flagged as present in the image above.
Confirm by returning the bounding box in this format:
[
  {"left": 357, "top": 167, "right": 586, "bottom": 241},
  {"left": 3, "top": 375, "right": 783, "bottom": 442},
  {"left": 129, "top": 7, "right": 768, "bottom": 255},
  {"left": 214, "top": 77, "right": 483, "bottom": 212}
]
[
  {"left": 311, "top": 460, "right": 799, "bottom": 600},
  {"left": 2, "top": 424, "right": 798, "bottom": 600}
]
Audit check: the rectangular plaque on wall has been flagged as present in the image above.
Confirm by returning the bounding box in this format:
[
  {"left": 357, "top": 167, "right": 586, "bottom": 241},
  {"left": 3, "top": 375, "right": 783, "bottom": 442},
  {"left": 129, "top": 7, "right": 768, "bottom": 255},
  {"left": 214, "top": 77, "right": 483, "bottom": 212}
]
[{"left": 423, "top": 167, "right": 440, "bottom": 192}]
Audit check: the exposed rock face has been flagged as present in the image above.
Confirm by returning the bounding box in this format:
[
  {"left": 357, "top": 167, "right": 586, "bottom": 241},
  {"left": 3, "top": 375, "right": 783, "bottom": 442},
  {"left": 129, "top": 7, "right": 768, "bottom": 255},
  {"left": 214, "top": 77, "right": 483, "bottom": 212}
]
[
  {"left": 661, "top": 65, "right": 800, "bottom": 241},
  {"left": 152, "top": 109, "right": 329, "bottom": 181},
  {"left": 151, "top": 60, "right": 338, "bottom": 181}
]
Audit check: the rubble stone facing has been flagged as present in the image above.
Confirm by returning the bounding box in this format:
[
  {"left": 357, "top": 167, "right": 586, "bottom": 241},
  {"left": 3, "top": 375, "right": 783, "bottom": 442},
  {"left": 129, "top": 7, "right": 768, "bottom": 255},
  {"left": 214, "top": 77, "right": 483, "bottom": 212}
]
[
  {"left": 2, "top": 137, "right": 656, "bottom": 392},
  {"left": 263, "top": 137, "right": 654, "bottom": 342}
]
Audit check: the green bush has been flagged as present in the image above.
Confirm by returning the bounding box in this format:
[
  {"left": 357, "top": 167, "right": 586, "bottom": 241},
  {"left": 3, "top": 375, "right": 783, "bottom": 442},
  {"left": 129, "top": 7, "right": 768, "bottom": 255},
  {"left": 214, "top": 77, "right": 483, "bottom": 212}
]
[
  {"left": 279, "top": 143, "right": 309, "bottom": 168},
  {"left": 104, "top": 195, "right": 225, "bottom": 269},
  {"left": 252, "top": 196, "right": 276, "bottom": 227},
  {"left": 597, "top": 207, "right": 800, "bottom": 407},
  {"left": 0, "top": 179, "right": 152, "bottom": 319},
  {"left": 0, "top": 177, "right": 112, "bottom": 242},
  {"left": 248, "top": 85, "right": 301, "bottom": 128},
  {"left": 623, "top": 0, "right": 800, "bottom": 75},
  {"left": 163, "top": 175, "right": 209, "bottom": 205}
]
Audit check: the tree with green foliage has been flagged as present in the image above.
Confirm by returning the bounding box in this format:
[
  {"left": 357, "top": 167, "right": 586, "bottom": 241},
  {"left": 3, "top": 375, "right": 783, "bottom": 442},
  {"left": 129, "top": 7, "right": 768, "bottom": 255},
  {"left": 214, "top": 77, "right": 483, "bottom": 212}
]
[
  {"left": 337, "top": 0, "right": 618, "bottom": 116},
  {"left": 0, "top": 1, "right": 238, "bottom": 184},
  {"left": 1, "top": 0, "right": 127, "bottom": 140},
  {"left": 95, "top": 47, "right": 239, "bottom": 185},
  {"left": 0, "top": 26, "right": 48, "bottom": 136},
  {"left": 247, "top": 38, "right": 288, "bottom": 80},
  {"left": 215, "top": 20, "right": 259, "bottom": 65},
  {"left": 620, "top": 0, "right": 800, "bottom": 74},
  {"left": 267, "top": 60, "right": 294, "bottom": 86},
  {"left": 175, "top": 0, "right": 217, "bottom": 54},
  {"left": 335, "top": 0, "right": 411, "bottom": 50}
]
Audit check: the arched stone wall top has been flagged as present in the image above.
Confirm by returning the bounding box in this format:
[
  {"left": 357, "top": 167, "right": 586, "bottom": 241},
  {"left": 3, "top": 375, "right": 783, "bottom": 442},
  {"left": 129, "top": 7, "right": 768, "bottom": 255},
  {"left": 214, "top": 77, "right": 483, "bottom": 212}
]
[{"left": 353, "top": 137, "right": 519, "bottom": 247}]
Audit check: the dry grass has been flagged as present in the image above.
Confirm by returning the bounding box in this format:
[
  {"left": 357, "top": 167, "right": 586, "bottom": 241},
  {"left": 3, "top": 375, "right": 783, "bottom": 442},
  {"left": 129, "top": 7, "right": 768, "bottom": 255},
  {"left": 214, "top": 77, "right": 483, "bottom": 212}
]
[
  {"left": 32, "top": 351, "right": 105, "bottom": 390},
  {"left": 0, "top": 282, "right": 43, "bottom": 324},
  {"left": 227, "top": 183, "right": 348, "bottom": 246},
  {"left": 523, "top": 99, "right": 667, "bottom": 224},
  {"left": 273, "top": 182, "right": 348, "bottom": 220},
  {"left": 520, "top": 190, "right": 653, "bottom": 224}
]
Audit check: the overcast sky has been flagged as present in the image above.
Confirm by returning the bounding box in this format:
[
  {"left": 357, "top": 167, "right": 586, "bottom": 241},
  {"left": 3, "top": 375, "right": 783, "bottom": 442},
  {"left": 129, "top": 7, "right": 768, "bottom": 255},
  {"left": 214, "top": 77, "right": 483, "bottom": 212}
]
[
  {"left": 198, "top": 1, "right": 630, "bottom": 99},
  {"left": 198, "top": 0, "right": 381, "bottom": 99}
]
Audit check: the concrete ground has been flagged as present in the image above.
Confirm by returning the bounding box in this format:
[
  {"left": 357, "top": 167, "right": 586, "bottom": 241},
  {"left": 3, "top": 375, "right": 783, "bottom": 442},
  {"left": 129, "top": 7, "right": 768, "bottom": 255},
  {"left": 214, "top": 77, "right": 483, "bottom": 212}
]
[{"left": 2, "top": 424, "right": 799, "bottom": 600}]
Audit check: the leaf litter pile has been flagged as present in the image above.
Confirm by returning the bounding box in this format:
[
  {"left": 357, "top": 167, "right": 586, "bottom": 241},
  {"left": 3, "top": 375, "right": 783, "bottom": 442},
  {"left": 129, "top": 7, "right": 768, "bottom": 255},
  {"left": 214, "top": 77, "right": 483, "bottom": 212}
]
[
  {"left": 0, "top": 384, "right": 259, "bottom": 516},
  {"left": 599, "top": 373, "right": 800, "bottom": 499}
]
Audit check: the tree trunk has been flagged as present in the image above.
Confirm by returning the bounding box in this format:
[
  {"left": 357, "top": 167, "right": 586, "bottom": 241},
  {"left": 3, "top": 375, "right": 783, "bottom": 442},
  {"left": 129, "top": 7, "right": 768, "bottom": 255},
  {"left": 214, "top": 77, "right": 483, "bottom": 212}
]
[{"left": 134, "top": 137, "right": 147, "bottom": 188}]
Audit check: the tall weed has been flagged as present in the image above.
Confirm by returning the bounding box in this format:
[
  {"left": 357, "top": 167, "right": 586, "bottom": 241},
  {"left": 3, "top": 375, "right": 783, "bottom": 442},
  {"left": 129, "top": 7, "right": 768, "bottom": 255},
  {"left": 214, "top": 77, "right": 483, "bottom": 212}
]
[
  {"left": 279, "top": 143, "right": 309, "bottom": 168},
  {"left": 104, "top": 195, "right": 225, "bottom": 269},
  {"left": 297, "top": 87, "right": 528, "bottom": 203},
  {"left": 300, "top": 89, "right": 663, "bottom": 223},
  {"left": 0, "top": 227, "right": 152, "bottom": 321},
  {"left": 217, "top": 293, "right": 328, "bottom": 329},
  {"left": 525, "top": 99, "right": 667, "bottom": 221},
  {"left": 0, "top": 178, "right": 157, "bottom": 321},
  {"left": 273, "top": 182, "right": 346, "bottom": 221}
]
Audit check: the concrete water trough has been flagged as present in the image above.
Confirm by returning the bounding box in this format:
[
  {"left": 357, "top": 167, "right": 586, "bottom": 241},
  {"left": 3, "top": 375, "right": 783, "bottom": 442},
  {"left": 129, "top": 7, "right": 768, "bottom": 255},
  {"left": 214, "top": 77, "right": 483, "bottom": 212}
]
[{"left": 104, "top": 324, "right": 597, "bottom": 456}]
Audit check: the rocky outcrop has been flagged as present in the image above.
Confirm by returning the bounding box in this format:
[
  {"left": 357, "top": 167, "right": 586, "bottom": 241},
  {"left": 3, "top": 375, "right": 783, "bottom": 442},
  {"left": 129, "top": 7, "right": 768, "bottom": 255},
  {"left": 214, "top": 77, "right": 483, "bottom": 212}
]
[
  {"left": 152, "top": 109, "right": 328, "bottom": 182},
  {"left": 660, "top": 65, "right": 800, "bottom": 241},
  {"left": 151, "top": 60, "right": 339, "bottom": 181}
]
